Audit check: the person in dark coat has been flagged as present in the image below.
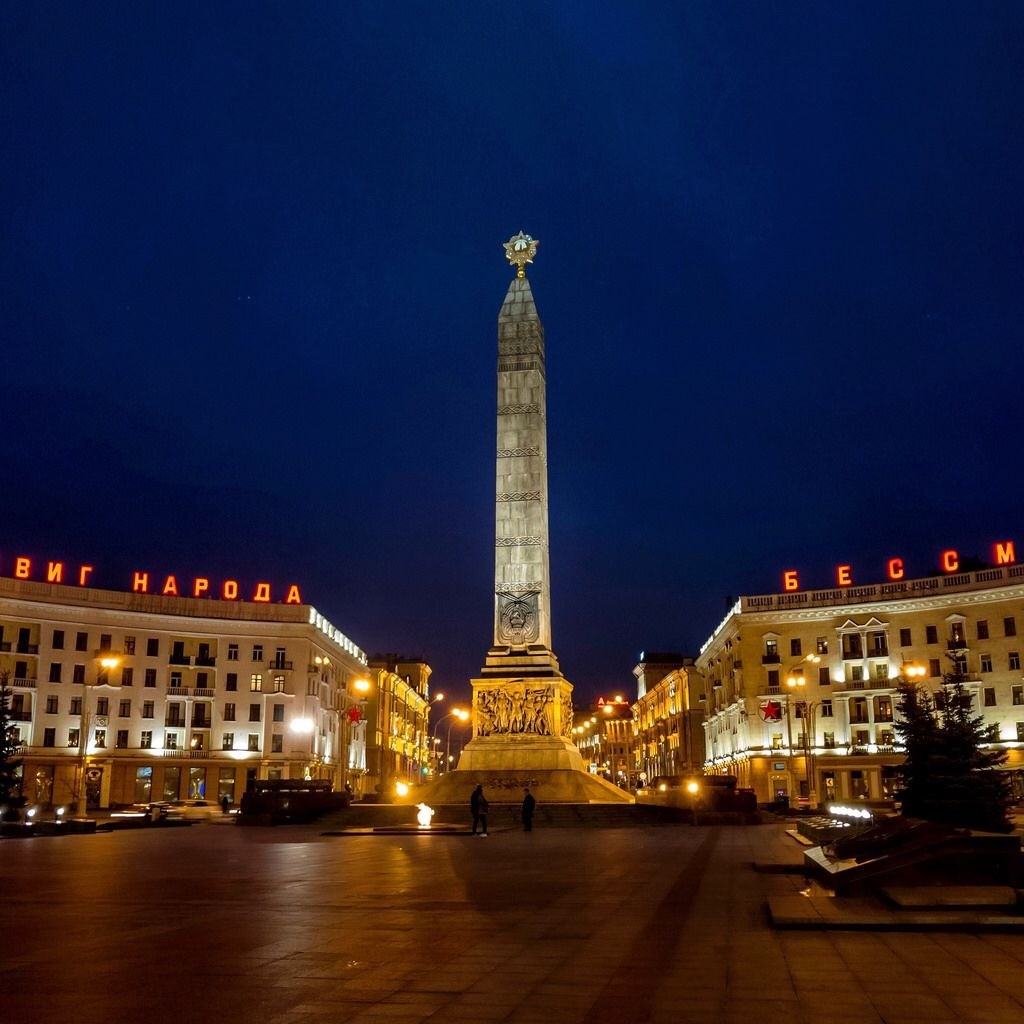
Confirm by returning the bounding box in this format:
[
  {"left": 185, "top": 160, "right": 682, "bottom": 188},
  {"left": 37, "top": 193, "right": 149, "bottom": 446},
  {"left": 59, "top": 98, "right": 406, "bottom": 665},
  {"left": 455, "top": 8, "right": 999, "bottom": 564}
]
[
  {"left": 521, "top": 787, "right": 536, "bottom": 831},
  {"left": 470, "top": 784, "right": 489, "bottom": 835}
]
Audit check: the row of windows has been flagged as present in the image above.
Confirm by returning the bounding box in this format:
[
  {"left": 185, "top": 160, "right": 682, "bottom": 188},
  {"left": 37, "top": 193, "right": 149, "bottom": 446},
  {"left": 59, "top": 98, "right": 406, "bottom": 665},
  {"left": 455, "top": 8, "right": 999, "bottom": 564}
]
[
  {"left": 43, "top": 631, "right": 291, "bottom": 662},
  {"left": 33, "top": 728, "right": 288, "bottom": 752},
  {"left": 38, "top": 699, "right": 296, "bottom": 722},
  {"left": 40, "top": 665, "right": 290, "bottom": 691},
  {"left": 765, "top": 618, "right": 1020, "bottom": 660}
]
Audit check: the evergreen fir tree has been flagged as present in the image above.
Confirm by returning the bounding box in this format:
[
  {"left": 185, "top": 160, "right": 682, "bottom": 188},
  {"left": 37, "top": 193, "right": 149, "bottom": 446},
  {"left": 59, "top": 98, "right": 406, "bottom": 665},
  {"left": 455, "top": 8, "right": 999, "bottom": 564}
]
[
  {"left": 0, "top": 669, "right": 27, "bottom": 821},
  {"left": 895, "top": 660, "right": 1011, "bottom": 832}
]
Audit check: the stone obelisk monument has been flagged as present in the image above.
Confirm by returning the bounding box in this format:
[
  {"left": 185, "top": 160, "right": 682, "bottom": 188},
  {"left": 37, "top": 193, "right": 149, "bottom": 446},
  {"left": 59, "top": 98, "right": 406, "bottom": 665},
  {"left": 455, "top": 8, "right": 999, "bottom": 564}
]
[{"left": 431, "top": 233, "right": 630, "bottom": 803}]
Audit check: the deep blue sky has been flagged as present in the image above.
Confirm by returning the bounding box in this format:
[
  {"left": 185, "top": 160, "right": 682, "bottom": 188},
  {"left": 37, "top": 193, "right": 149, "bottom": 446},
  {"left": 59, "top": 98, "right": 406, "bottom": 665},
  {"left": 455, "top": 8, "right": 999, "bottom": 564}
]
[{"left": 3, "top": 4, "right": 1023, "bottom": 705}]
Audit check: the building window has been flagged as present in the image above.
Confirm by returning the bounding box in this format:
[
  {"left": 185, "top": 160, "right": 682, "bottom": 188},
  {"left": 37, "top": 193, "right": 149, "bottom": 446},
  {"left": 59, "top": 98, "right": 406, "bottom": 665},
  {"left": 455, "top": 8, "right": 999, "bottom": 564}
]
[
  {"left": 818, "top": 666, "right": 830, "bottom": 686},
  {"left": 248, "top": 734, "right": 260, "bottom": 751},
  {"left": 141, "top": 731, "right": 152, "bottom": 749},
  {"left": 765, "top": 638, "right": 778, "bottom": 658},
  {"left": 94, "top": 729, "right": 106, "bottom": 748},
  {"left": 225, "top": 643, "right": 238, "bottom": 661},
  {"left": 842, "top": 634, "right": 863, "bottom": 659},
  {"left": 929, "top": 659, "right": 941, "bottom": 678},
  {"left": 850, "top": 697, "right": 868, "bottom": 723},
  {"left": 249, "top": 704, "right": 261, "bottom": 722},
  {"left": 48, "top": 663, "right": 62, "bottom": 683},
  {"left": 953, "top": 654, "right": 967, "bottom": 676},
  {"left": 771, "top": 733, "right": 783, "bottom": 749},
  {"left": 1010, "top": 652, "right": 1021, "bottom": 672},
  {"left": 72, "top": 665, "right": 85, "bottom": 685},
  {"left": 224, "top": 703, "right": 235, "bottom": 721},
  {"left": 790, "top": 638, "right": 802, "bottom": 657},
  {"left": 144, "top": 669, "right": 157, "bottom": 687},
  {"left": 977, "top": 620, "right": 989, "bottom": 640},
  {"left": 121, "top": 666, "right": 134, "bottom": 686},
  {"left": 146, "top": 638, "right": 159, "bottom": 657},
  {"left": 118, "top": 700, "right": 131, "bottom": 717},
  {"left": 250, "top": 674, "right": 262, "bottom": 692},
  {"left": 196, "top": 672, "right": 209, "bottom": 689},
  {"left": 272, "top": 703, "right": 285, "bottom": 722},
  {"left": 75, "top": 631, "right": 88, "bottom": 652},
  {"left": 983, "top": 687, "right": 997, "bottom": 707},
  {"left": 850, "top": 665, "right": 864, "bottom": 683},
  {"left": 46, "top": 696, "right": 58, "bottom": 714},
  {"left": 52, "top": 629, "right": 65, "bottom": 650},
  {"left": 869, "top": 632, "right": 887, "bottom": 656},
  {"left": 899, "top": 628, "right": 911, "bottom": 647},
  {"left": 68, "top": 728, "right": 80, "bottom": 747},
  {"left": 43, "top": 728, "right": 55, "bottom": 747},
  {"left": 116, "top": 730, "right": 129, "bottom": 749},
  {"left": 767, "top": 669, "right": 779, "bottom": 691},
  {"left": 1005, "top": 617, "right": 1017, "bottom": 638},
  {"left": 1012, "top": 685, "right": 1023, "bottom": 706},
  {"left": 170, "top": 671, "right": 183, "bottom": 688},
  {"left": 124, "top": 636, "right": 136, "bottom": 655},
  {"left": 96, "top": 697, "right": 109, "bottom": 716},
  {"left": 820, "top": 699, "right": 833, "bottom": 718},
  {"left": 99, "top": 633, "right": 112, "bottom": 652},
  {"left": 926, "top": 625, "right": 938, "bottom": 645},
  {"left": 273, "top": 675, "right": 285, "bottom": 693},
  {"left": 222, "top": 733, "right": 234, "bottom": 750},
  {"left": 70, "top": 697, "right": 82, "bottom": 715},
  {"left": 822, "top": 731, "right": 835, "bottom": 748},
  {"left": 252, "top": 644, "right": 264, "bottom": 662},
  {"left": 165, "top": 733, "right": 178, "bottom": 750},
  {"left": 981, "top": 654, "right": 993, "bottom": 673},
  {"left": 142, "top": 701, "right": 154, "bottom": 719},
  {"left": 271, "top": 734, "right": 283, "bottom": 753},
  {"left": 875, "top": 697, "right": 893, "bottom": 721},
  {"left": 816, "top": 637, "right": 828, "bottom": 655},
  {"left": 226, "top": 672, "right": 238, "bottom": 691},
  {"left": 874, "top": 663, "right": 888, "bottom": 680},
  {"left": 950, "top": 622, "right": 966, "bottom": 646}
]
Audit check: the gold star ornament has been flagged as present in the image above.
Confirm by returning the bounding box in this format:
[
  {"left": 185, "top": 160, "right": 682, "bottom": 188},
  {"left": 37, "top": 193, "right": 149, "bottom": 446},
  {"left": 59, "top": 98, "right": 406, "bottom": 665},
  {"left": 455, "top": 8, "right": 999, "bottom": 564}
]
[{"left": 503, "top": 231, "right": 539, "bottom": 278}]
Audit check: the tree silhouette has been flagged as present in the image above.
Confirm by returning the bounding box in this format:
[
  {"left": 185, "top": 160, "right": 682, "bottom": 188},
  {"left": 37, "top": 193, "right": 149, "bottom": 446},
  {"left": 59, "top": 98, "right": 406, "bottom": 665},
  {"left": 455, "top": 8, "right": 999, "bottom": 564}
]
[{"left": 0, "top": 670, "right": 27, "bottom": 821}]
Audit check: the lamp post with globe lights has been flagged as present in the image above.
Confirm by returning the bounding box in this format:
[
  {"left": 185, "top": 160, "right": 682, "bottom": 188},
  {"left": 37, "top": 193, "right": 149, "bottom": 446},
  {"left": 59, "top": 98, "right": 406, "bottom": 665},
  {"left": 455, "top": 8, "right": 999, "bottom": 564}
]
[
  {"left": 74, "top": 654, "right": 120, "bottom": 817},
  {"left": 784, "top": 654, "right": 820, "bottom": 806}
]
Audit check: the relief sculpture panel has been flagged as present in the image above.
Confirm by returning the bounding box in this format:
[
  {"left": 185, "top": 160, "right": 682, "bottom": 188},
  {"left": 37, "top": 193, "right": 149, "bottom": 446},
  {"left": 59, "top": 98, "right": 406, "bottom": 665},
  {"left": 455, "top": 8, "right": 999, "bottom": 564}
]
[{"left": 475, "top": 684, "right": 554, "bottom": 737}]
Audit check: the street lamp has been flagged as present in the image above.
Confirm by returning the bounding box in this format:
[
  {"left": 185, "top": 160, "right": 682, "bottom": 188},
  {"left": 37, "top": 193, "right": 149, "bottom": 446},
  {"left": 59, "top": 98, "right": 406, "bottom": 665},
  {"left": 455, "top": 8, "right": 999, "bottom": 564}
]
[
  {"left": 74, "top": 655, "right": 120, "bottom": 817},
  {"left": 430, "top": 707, "right": 469, "bottom": 774},
  {"left": 784, "top": 654, "right": 820, "bottom": 805}
]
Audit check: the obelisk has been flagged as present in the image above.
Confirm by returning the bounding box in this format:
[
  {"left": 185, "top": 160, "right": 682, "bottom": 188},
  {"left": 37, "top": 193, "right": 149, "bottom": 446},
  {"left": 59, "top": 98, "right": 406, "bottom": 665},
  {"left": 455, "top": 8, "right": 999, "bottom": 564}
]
[{"left": 451, "top": 234, "right": 630, "bottom": 801}]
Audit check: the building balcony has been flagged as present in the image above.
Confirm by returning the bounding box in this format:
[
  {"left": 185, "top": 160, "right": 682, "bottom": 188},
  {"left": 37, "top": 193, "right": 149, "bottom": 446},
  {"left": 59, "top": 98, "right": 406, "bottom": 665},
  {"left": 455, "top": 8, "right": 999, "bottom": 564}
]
[
  {"left": 190, "top": 718, "right": 212, "bottom": 729},
  {"left": 11, "top": 677, "right": 37, "bottom": 688},
  {"left": 15, "top": 643, "right": 39, "bottom": 655},
  {"left": 841, "top": 649, "right": 864, "bottom": 661},
  {"left": 195, "top": 656, "right": 217, "bottom": 667},
  {"left": 269, "top": 659, "right": 293, "bottom": 671},
  {"left": 761, "top": 654, "right": 781, "bottom": 665},
  {"left": 10, "top": 711, "right": 31, "bottom": 722},
  {"left": 167, "top": 687, "right": 190, "bottom": 697},
  {"left": 169, "top": 654, "right": 193, "bottom": 666},
  {"left": 193, "top": 688, "right": 215, "bottom": 698},
  {"left": 164, "top": 718, "right": 185, "bottom": 728}
]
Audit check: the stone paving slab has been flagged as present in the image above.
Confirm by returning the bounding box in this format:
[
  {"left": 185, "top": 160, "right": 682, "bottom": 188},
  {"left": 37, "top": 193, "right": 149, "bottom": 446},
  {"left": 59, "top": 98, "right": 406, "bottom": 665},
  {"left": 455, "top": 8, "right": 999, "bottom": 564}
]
[{"left": 3, "top": 822, "right": 1024, "bottom": 1022}]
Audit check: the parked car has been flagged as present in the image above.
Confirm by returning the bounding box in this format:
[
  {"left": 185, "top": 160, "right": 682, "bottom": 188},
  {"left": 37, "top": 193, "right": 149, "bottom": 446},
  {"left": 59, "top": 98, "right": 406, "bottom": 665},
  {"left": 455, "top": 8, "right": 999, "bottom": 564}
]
[{"left": 165, "top": 799, "right": 215, "bottom": 821}]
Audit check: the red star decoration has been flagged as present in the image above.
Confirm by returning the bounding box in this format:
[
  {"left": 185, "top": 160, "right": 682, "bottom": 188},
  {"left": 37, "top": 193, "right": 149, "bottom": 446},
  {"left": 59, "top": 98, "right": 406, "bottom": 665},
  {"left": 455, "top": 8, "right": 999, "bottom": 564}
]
[
  {"left": 347, "top": 707, "right": 362, "bottom": 724},
  {"left": 760, "top": 700, "right": 783, "bottom": 722}
]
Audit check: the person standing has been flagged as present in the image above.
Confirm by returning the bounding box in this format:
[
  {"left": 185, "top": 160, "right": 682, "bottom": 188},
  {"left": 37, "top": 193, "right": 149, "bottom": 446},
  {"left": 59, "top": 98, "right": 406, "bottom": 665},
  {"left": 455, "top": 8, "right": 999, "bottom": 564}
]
[
  {"left": 521, "top": 787, "right": 536, "bottom": 832},
  {"left": 470, "top": 784, "right": 489, "bottom": 835}
]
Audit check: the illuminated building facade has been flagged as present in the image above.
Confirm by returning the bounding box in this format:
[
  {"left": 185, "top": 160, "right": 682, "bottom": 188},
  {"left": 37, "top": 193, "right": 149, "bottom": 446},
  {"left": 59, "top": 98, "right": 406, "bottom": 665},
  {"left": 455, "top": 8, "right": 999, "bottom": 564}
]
[
  {"left": 0, "top": 576, "right": 372, "bottom": 810},
  {"left": 631, "top": 652, "right": 704, "bottom": 786},
  {"left": 697, "top": 566, "right": 1024, "bottom": 805},
  {"left": 363, "top": 656, "right": 434, "bottom": 796}
]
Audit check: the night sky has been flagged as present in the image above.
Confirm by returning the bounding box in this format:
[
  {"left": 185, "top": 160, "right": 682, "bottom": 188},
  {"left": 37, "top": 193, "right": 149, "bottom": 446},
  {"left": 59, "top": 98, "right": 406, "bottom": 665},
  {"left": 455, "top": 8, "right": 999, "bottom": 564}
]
[{"left": 3, "top": 4, "right": 1023, "bottom": 705}]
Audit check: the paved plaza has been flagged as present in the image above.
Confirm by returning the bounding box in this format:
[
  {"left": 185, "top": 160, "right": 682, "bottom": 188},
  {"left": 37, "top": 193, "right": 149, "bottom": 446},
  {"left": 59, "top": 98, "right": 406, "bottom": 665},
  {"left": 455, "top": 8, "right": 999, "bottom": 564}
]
[{"left": 3, "top": 820, "right": 1024, "bottom": 1024}]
